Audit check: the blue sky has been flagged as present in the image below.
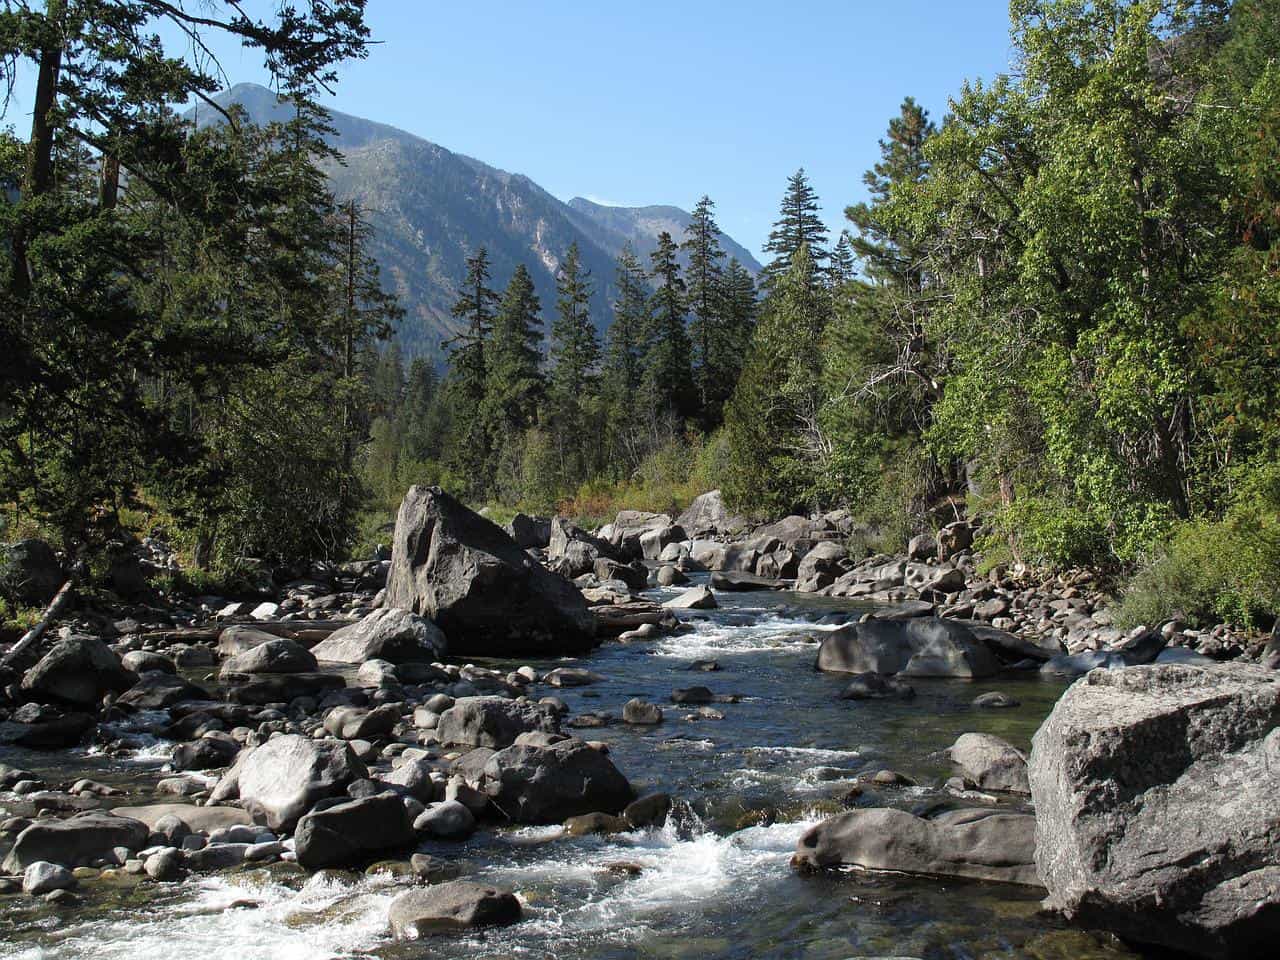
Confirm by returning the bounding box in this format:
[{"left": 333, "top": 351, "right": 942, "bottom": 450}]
[{"left": 2, "top": 1, "right": 1018, "bottom": 260}]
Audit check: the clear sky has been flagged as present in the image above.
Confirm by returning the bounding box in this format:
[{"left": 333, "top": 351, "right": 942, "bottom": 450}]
[{"left": 2, "top": 1, "right": 1019, "bottom": 260}]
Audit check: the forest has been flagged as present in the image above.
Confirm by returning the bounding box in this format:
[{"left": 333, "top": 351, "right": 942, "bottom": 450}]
[{"left": 3, "top": 0, "right": 1279, "bottom": 632}]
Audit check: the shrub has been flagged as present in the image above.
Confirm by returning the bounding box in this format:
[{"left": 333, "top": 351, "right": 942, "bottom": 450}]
[{"left": 978, "top": 495, "right": 1111, "bottom": 571}]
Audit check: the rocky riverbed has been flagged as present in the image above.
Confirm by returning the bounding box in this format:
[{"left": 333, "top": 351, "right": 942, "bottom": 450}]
[{"left": 1, "top": 486, "right": 1277, "bottom": 958}]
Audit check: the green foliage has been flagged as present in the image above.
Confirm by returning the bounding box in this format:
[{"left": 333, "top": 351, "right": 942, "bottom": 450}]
[{"left": 977, "top": 496, "right": 1111, "bottom": 572}]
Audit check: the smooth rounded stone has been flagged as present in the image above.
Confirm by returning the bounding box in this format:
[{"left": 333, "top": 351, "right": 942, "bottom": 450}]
[
  {"left": 655, "top": 565, "right": 688, "bottom": 587},
  {"left": 864, "top": 769, "right": 917, "bottom": 787},
  {"left": 243, "top": 841, "right": 286, "bottom": 862},
  {"left": 295, "top": 793, "right": 414, "bottom": 869},
  {"left": 542, "top": 668, "right": 604, "bottom": 688},
  {"left": 816, "top": 617, "right": 999, "bottom": 679},
  {"left": 948, "top": 733, "right": 1030, "bottom": 794},
  {"left": 208, "top": 825, "right": 260, "bottom": 844},
  {"left": 563, "top": 812, "right": 629, "bottom": 836},
  {"left": 412, "top": 707, "right": 440, "bottom": 730},
  {"left": 444, "top": 776, "right": 488, "bottom": 815},
  {"left": 622, "top": 699, "right": 663, "bottom": 725},
  {"left": 480, "top": 737, "right": 634, "bottom": 824},
  {"left": 566, "top": 712, "right": 612, "bottom": 729},
  {"left": 116, "top": 672, "right": 208, "bottom": 710},
  {"left": 1030, "top": 663, "right": 1280, "bottom": 959},
  {"left": 171, "top": 735, "right": 241, "bottom": 771},
  {"left": 322, "top": 704, "right": 399, "bottom": 742},
  {"left": 23, "top": 861, "right": 76, "bottom": 895},
  {"left": 357, "top": 659, "right": 398, "bottom": 686},
  {"left": 388, "top": 881, "right": 522, "bottom": 938},
  {"left": 413, "top": 800, "right": 475, "bottom": 841},
  {"left": 110, "top": 803, "right": 253, "bottom": 836},
  {"left": 792, "top": 807, "right": 1041, "bottom": 886},
  {"left": 3, "top": 814, "right": 149, "bottom": 872},
  {"left": 623, "top": 793, "right": 672, "bottom": 829},
  {"left": 378, "top": 757, "right": 438, "bottom": 803},
  {"left": 410, "top": 852, "right": 461, "bottom": 883},
  {"left": 670, "top": 686, "right": 714, "bottom": 705},
  {"left": 143, "top": 847, "right": 182, "bottom": 880},
  {"left": 311, "top": 607, "right": 446, "bottom": 665},
  {"left": 121, "top": 651, "right": 175, "bottom": 674},
  {"left": 435, "top": 696, "right": 560, "bottom": 749},
  {"left": 236, "top": 734, "right": 367, "bottom": 832},
  {"left": 151, "top": 814, "right": 190, "bottom": 846},
  {"left": 972, "top": 691, "right": 1021, "bottom": 709},
  {"left": 425, "top": 693, "right": 455, "bottom": 714},
  {"left": 21, "top": 634, "right": 135, "bottom": 707},
  {"left": 184, "top": 842, "right": 250, "bottom": 871},
  {"left": 662, "top": 585, "right": 718, "bottom": 610},
  {"left": 220, "top": 638, "right": 317, "bottom": 678},
  {"left": 539, "top": 696, "right": 568, "bottom": 715},
  {"left": 838, "top": 673, "right": 916, "bottom": 701},
  {"left": 154, "top": 777, "right": 205, "bottom": 797}
]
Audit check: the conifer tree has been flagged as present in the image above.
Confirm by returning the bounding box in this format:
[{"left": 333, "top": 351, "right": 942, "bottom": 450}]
[
  {"left": 547, "top": 243, "right": 601, "bottom": 481},
  {"left": 484, "top": 264, "right": 544, "bottom": 436},
  {"left": 443, "top": 247, "right": 498, "bottom": 496},
  {"left": 682, "top": 196, "right": 726, "bottom": 422},
  {"left": 643, "top": 231, "right": 694, "bottom": 419},
  {"left": 762, "top": 168, "right": 829, "bottom": 289}
]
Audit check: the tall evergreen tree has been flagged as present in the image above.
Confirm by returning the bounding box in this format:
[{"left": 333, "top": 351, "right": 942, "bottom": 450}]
[
  {"left": 484, "top": 264, "right": 544, "bottom": 436},
  {"left": 762, "top": 168, "right": 829, "bottom": 289},
  {"left": 547, "top": 243, "right": 601, "bottom": 482},
  {"left": 443, "top": 247, "right": 498, "bottom": 496},
  {"left": 682, "top": 196, "right": 726, "bottom": 422},
  {"left": 644, "top": 231, "right": 694, "bottom": 419}
]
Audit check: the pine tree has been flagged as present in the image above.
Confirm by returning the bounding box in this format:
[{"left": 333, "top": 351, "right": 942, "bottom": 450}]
[
  {"left": 762, "top": 168, "right": 829, "bottom": 289},
  {"left": 716, "top": 257, "right": 759, "bottom": 390},
  {"left": 443, "top": 247, "right": 498, "bottom": 497},
  {"left": 485, "top": 264, "right": 544, "bottom": 436},
  {"left": 643, "top": 231, "right": 694, "bottom": 419},
  {"left": 830, "top": 231, "right": 856, "bottom": 287},
  {"left": 682, "top": 196, "right": 726, "bottom": 422},
  {"left": 547, "top": 243, "right": 601, "bottom": 482},
  {"left": 603, "top": 246, "right": 651, "bottom": 409}
]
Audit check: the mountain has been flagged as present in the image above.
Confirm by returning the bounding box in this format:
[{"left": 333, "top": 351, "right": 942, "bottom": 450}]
[{"left": 203, "top": 84, "right": 762, "bottom": 358}]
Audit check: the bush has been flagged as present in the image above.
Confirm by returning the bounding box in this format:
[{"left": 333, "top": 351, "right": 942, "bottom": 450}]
[{"left": 978, "top": 495, "right": 1111, "bottom": 571}]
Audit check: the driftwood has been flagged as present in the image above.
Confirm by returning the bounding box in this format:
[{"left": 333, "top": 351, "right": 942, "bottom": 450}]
[
  {"left": 0, "top": 578, "right": 75, "bottom": 669},
  {"left": 136, "top": 619, "right": 347, "bottom": 648}
]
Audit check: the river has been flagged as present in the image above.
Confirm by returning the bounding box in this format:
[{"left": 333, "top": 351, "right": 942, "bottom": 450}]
[{"left": 0, "top": 574, "right": 1141, "bottom": 960}]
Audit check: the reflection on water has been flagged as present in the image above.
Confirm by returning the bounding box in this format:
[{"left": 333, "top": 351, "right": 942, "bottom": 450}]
[{"left": 0, "top": 575, "right": 1141, "bottom": 960}]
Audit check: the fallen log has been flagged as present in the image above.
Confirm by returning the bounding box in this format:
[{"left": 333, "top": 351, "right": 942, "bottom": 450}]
[{"left": 0, "top": 578, "right": 75, "bottom": 669}]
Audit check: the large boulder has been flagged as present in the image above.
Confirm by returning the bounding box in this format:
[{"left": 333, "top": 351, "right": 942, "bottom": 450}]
[
  {"left": 548, "top": 517, "right": 619, "bottom": 576},
  {"left": 481, "top": 738, "right": 634, "bottom": 824},
  {"left": 1029, "top": 663, "right": 1280, "bottom": 960},
  {"left": 435, "top": 696, "right": 560, "bottom": 749},
  {"left": 507, "top": 513, "right": 551, "bottom": 550},
  {"left": 0, "top": 539, "right": 63, "bottom": 605},
  {"left": 21, "top": 634, "right": 134, "bottom": 706},
  {"left": 388, "top": 881, "right": 522, "bottom": 938},
  {"left": 676, "top": 490, "right": 747, "bottom": 539},
  {"left": 309, "top": 607, "right": 446, "bottom": 664},
  {"left": 109, "top": 803, "right": 253, "bottom": 835},
  {"left": 3, "top": 813, "right": 149, "bottom": 871},
  {"left": 294, "top": 793, "right": 413, "bottom": 868},
  {"left": 815, "top": 618, "right": 1000, "bottom": 679},
  {"left": 792, "top": 807, "right": 1040, "bottom": 887},
  {"left": 236, "top": 734, "right": 366, "bottom": 832},
  {"left": 385, "top": 486, "right": 596, "bottom": 657},
  {"left": 948, "top": 732, "right": 1029, "bottom": 794},
  {"left": 220, "top": 638, "right": 316, "bottom": 677}
]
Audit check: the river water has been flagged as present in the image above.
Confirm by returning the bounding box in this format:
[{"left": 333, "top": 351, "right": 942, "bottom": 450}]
[{"left": 0, "top": 576, "right": 1143, "bottom": 960}]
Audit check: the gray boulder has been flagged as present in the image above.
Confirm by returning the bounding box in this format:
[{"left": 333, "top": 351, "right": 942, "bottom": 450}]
[
  {"left": 948, "top": 732, "right": 1029, "bottom": 794},
  {"left": 622, "top": 698, "right": 663, "bottom": 725},
  {"left": 435, "top": 696, "right": 560, "bottom": 749},
  {"left": 662, "top": 585, "right": 718, "bottom": 610},
  {"left": 1029, "top": 663, "right": 1280, "bottom": 959},
  {"left": 676, "top": 490, "right": 747, "bottom": 539},
  {"left": 3, "top": 813, "right": 149, "bottom": 871},
  {"left": 838, "top": 673, "right": 916, "bottom": 701},
  {"left": 792, "top": 807, "right": 1040, "bottom": 886},
  {"left": 388, "top": 881, "right": 522, "bottom": 938},
  {"left": 220, "top": 638, "right": 316, "bottom": 676},
  {"left": 481, "top": 738, "right": 634, "bottom": 824},
  {"left": 21, "top": 634, "right": 134, "bottom": 706},
  {"left": 237, "top": 734, "right": 367, "bottom": 832},
  {"left": 294, "top": 793, "right": 413, "bottom": 868},
  {"left": 23, "top": 861, "right": 75, "bottom": 895},
  {"left": 322, "top": 704, "right": 399, "bottom": 740},
  {"left": 507, "top": 513, "right": 551, "bottom": 549},
  {"left": 413, "top": 799, "right": 476, "bottom": 841},
  {"left": 385, "top": 486, "right": 596, "bottom": 657},
  {"left": 0, "top": 539, "right": 63, "bottom": 605},
  {"left": 549, "top": 516, "right": 619, "bottom": 575},
  {"left": 816, "top": 618, "right": 1000, "bottom": 679},
  {"left": 309, "top": 607, "right": 446, "bottom": 664}
]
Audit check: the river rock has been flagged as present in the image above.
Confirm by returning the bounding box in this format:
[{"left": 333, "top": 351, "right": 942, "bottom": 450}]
[
  {"left": 3, "top": 813, "right": 149, "bottom": 871},
  {"left": 838, "top": 672, "right": 916, "bottom": 700},
  {"left": 507, "top": 513, "right": 551, "bottom": 549},
  {"left": 816, "top": 617, "right": 999, "bottom": 679},
  {"left": 23, "top": 861, "right": 76, "bottom": 895},
  {"left": 236, "top": 734, "right": 367, "bottom": 832},
  {"left": 171, "top": 735, "right": 241, "bottom": 771},
  {"left": 20, "top": 634, "right": 134, "bottom": 707},
  {"left": 948, "top": 733, "right": 1029, "bottom": 794},
  {"left": 385, "top": 486, "right": 596, "bottom": 656},
  {"left": 216, "top": 626, "right": 282, "bottom": 656},
  {"left": 115, "top": 672, "right": 207, "bottom": 710},
  {"left": 323, "top": 704, "right": 399, "bottom": 740},
  {"left": 388, "top": 881, "right": 522, "bottom": 938},
  {"left": 1029, "top": 662, "right": 1280, "bottom": 959},
  {"left": 0, "top": 710, "right": 95, "bottom": 748},
  {"left": 110, "top": 804, "right": 253, "bottom": 835},
  {"left": 413, "top": 799, "right": 475, "bottom": 841},
  {"left": 622, "top": 698, "right": 663, "bottom": 724},
  {"left": 792, "top": 807, "right": 1040, "bottom": 886},
  {"left": 676, "top": 490, "right": 746, "bottom": 538},
  {"left": 662, "top": 585, "right": 717, "bottom": 610},
  {"left": 294, "top": 793, "right": 413, "bottom": 869},
  {"left": 120, "top": 651, "right": 175, "bottom": 674},
  {"left": 435, "top": 696, "right": 560, "bottom": 749},
  {"left": 220, "top": 638, "right": 316, "bottom": 676},
  {"left": 309, "top": 607, "right": 446, "bottom": 664},
  {"left": 481, "top": 738, "right": 634, "bottom": 824}
]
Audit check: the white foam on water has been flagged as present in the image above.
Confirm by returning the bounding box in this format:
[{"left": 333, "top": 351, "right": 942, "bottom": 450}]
[
  {"left": 0, "top": 873, "right": 397, "bottom": 960},
  {"left": 652, "top": 616, "right": 824, "bottom": 659}
]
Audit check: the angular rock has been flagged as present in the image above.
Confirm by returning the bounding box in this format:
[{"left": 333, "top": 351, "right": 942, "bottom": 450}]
[
  {"left": 23, "top": 861, "right": 75, "bottom": 895},
  {"left": 236, "top": 734, "right": 366, "bottom": 832},
  {"left": 385, "top": 486, "right": 596, "bottom": 656},
  {"left": 115, "top": 673, "right": 207, "bottom": 710},
  {"left": 21, "top": 634, "right": 134, "bottom": 707},
  {"left": 948, "top": 732, "right": 1029, "bottom": 794},
  {"left": 481, "top": 738, "right": 634, "bottom": 824},
  {"left": 676, "top": 490, "right": 747, "bottom": 539},
  {"left": 507, "top": 513, "right": 551, "bottom": 550},
  {"left": 388, "top": 881, "right": 522, "bottom": 938},
  {"left": 662, "top": 585, "right": 717, "bottom": 610},
  {"left": 792, "top": 807, "right": 1040, "bottom": 886},
  {"left": 294, "top": 793, "right": 413, "bottom": 869},
  {"left": 323, "top": 704, "right": 399, "bottom": 741},
  {"left": 309, "top": 607, "right": 446, "bottom": 664},
  {"left": 622, "top": 698, "right": 663, "bottom": 725},
  {"left": 435, "top": 696, "right": 560, "bottom": 749},
  {"left": 1030, "top": 663, "right": 1280, "bottom": 959}
]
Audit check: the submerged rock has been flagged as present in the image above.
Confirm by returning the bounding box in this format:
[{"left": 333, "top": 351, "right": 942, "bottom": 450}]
[
  {"left": 1030, "top": 662, "right": 1280, "bottom": 959},
  {"left": 816, "top": 618, "right": 999, "bottom": 679},
  {"left": 792, "top": 807, "right": 1040, "bottom": 887}
]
